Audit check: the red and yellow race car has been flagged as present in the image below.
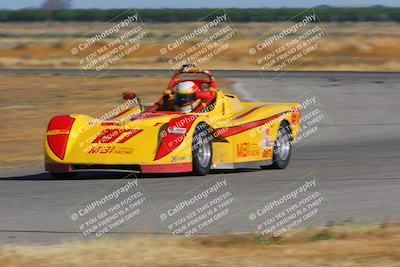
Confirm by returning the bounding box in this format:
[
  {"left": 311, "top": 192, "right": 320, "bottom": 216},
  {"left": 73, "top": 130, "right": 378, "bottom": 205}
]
[{"left": 45, "top": 66, "right": 301, "bottom": 178}]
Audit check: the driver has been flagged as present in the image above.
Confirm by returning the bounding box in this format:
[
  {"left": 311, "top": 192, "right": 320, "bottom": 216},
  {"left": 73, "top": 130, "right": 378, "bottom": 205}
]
[{"left": 173, "top": 81, "right": 215, "bottom": 113}]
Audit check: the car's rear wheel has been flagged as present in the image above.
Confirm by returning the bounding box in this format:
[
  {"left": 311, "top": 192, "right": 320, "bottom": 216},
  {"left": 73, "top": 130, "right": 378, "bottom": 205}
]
[
  {"left": 192, "top": 123, "right": 212, "bottom": 176},
  {"left": 50, "top": 172, "right": 78, "bottom": 179},
  {"left": 271, "top": 121, "right": 292, "bottom": 169}
]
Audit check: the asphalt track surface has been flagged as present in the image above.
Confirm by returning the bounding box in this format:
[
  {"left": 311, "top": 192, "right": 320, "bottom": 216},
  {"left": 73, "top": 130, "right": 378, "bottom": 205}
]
[{"left": 0, "top": 70, "right": 399, "bottom": 244}]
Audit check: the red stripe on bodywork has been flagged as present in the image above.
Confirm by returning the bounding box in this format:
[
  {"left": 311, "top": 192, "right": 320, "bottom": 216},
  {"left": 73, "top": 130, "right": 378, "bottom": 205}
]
[
  {"left": 130, "top": 112, "right": 163, "bottom": 122},
  {"left": 154, "top": 114, "right": 197, "bottom": 160},
  {"left": 47, "top": 115, "right": 75, "bottom": 160},
  {"left": 101, "top": 122, "right": 120, "bottom": 126},
  {"left": 116, "top": 129, "right": 142, "bottom": 143},
  {"left": 108, "top": 109, "right": 131, "bottom": 120},
  {"left": 214, "top": 113, "right": 285, "bottom": 139},
  {"left": 92, "top": 129, "right": 143, "bottom": 144},
  {"left": 234, "top": 105, "right": 268, "bottom": 120}
]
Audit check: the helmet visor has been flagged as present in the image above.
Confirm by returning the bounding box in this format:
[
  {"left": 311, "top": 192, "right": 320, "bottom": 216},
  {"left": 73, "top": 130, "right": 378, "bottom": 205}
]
[{"left": 174, "top": 93, "right": 195, "bottom": 106}]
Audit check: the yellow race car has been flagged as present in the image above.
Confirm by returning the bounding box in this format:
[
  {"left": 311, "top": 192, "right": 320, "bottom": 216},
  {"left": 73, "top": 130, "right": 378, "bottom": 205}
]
[{"left": 45, "top": 66, "right": 301, "bottom": 178}]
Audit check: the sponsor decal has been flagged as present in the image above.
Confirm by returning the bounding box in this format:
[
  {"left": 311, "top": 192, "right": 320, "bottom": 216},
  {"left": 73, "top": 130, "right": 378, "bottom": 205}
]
[
  {"left": 292, "top": 107, "right": 301, "bottom": 125},
  {"left": 236, "top": 142, "right": 260, "bottom": 157},
  {"left": 47, "top": 129, "right": 71, "bottom": 135},
  {"left": 171, "top": 155, "right": 190, "bottom": 162},
  {"left": 167, "top": 127, "right": 187, "bottom": 135},
  {"left": 260, "top": 127, "right": 274, "bottom": 149},
  {"left": 87, "top": 146, "right": 135, "bottom": 154},
  {"left": 260, "top": 127, "right": 274, "bottom": 158},
  {"left": 262, "top": 148, "right": 273, "bottom": 158}
]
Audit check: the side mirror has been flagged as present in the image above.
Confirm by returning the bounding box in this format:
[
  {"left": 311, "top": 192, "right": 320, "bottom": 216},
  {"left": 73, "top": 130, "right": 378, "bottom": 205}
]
[
  {"left": 122, "top": 91, "right": 144, "bottom": 112},
  {"left": 122, "top": 91, "right": 137, "bottom": 100}
]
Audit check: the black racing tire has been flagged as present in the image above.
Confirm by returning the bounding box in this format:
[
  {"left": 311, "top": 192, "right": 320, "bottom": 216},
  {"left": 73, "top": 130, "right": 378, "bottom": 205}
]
[
  {"left": 50, "top": 172, "right": 78, "bottom": 179},
  {"left": 271, "top": 121, "right": 292, "bottom": 169},
  {"left": 192, "top": 123, "right": 212, "bottom": 176}
]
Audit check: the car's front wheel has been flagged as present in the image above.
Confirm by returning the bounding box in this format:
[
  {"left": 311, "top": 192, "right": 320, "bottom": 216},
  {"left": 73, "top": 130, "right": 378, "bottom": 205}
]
[
  {"left": 271, "top": 121, "right": 292, "bottom": 169},
  {"left": 192, "top": 123, "right": 212, "bottom": 176}
]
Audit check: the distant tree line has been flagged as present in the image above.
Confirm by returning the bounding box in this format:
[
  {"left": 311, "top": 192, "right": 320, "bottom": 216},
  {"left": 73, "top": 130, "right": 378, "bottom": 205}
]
[{"left": 0, "top": 7, "right": 399, "bottom": 22}]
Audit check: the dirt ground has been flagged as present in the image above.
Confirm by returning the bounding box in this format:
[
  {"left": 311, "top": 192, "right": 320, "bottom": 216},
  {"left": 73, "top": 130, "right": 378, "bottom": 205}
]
[
  {"left": 0, "top": 22, "right": 398, "bottom": 71},
  {"left": 0, "top": 222, "right": 399, "bottom": 267}
]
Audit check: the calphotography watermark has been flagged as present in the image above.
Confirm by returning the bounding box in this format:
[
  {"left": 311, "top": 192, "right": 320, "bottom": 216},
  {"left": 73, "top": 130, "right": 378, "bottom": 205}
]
[
  {"left": 68, "top": 178, "right": 152, "bottom": 238},
  {"left": 69, "top": 10, "right": 148, "bottom": 75},
  {"left": 158, "top": 174, "right": 242, "bottom": 237},
  {"left": 248, "top": 175, "right": 331, "bottom": 237},
  {"left": 289, "top": 92, "right": 332, "bottom": 147},
  {"left": 248, "top": 91, "right": 332, "bottom": 162},
  {"left": 74, "top": 98, "right": 144, "bottom": 154},
  {"left": 157, "top": 97, "right": 237, "bottom": 163},
  {"left": 249, "top": 9, "right": 328, "bottom": 78},
  {"left": 159, "top": 9, "right": 237, "bottom": 70}
]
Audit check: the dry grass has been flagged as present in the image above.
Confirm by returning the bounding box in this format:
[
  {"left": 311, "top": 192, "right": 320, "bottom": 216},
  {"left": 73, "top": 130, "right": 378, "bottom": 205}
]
[
  {"left": 0, "top": 222, "right": 399, "bottom": 267},
  {"left": 0, "top": 74, "right": 232, "bottom": 175},
  {"left": 0, "top": 22, "right": 399, "bottom": 71}
]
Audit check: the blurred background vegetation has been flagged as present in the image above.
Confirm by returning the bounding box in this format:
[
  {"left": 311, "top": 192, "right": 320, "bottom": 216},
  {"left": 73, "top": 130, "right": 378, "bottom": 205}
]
[{"left": 0, "top": 7, "right": 399, "bottom": 22}]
